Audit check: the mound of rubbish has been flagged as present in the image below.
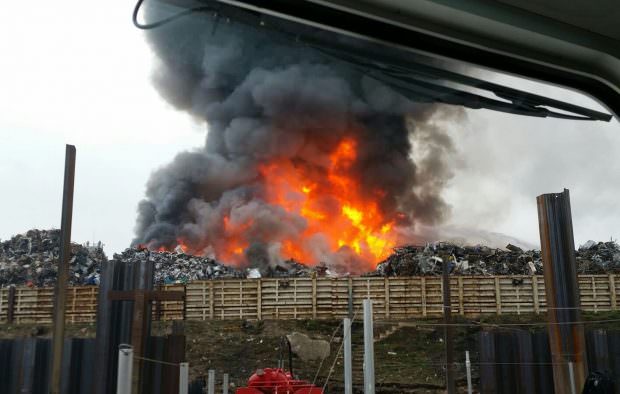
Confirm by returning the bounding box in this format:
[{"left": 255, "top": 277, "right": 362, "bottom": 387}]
[
  {"left": 3, "top": 229, "right": 618, "bottom": 286},
  {"left": 576, "top": 240, "right": 620, "bottom": 274},
  {"left": 112, "top": 247, "right": 245, "bottom": 284},
  {"left": 376, "top": 240, "right": 620, "bottom": 276},
  {"left": 112, "top": 248, "right": 319, "bottom": 284},
  {"left": 0, "top": 229, "right": 106, "bottom": 287}
]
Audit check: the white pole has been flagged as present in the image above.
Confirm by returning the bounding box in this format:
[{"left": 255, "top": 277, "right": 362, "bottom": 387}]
[
  {"left": 208, "top": 369, "right": 215, "bottom": 394},
  {"left": 363, "top": 299, "right": 375, "bottom": 394},
  {"left": 465, "top": 351, "right": 472, "bottom": 394},
  {"left": 568, "top": 362, "right": 577, "bottom": 394},
  {"left": 116, "top": 345, "right": 133, "bottom": 394},
  {"left": 179, "top": 362, "right": 189, "bottom": 394},
  {"left": 222, "top": 373, "right": 229, "bottom": 394},
  {"left": 344, "top": 317, "right": 353, "bottom": 394}
]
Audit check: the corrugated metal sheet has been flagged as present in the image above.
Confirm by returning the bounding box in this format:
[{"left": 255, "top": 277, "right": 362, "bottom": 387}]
[{"left": 479, "top": 329, "right": 620, "bottom": 393}]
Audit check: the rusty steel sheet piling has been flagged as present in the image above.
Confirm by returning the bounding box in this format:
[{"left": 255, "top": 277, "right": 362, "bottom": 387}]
[
  {"left": 537, "top": 189, "right": 587, "bottom": 394},
  {"left": 50, "top": 144, "right": 76, "bottom": 394}
]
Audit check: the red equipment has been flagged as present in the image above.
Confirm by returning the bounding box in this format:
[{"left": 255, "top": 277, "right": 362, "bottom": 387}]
[
  {"left": 235, "top": 337, "right": 324, "bottom": 394},
  {"left": 235, "top": 368, "right": 323, "bottom": 394}
]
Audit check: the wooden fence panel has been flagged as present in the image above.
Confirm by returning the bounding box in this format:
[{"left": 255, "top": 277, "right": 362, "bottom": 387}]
[
  {"left": 2, "top": 274, "right": 620, "bottom": 324},
  {"left": 0, "top": 288, "right": 6, "bottom": 323},
  {"left": 262, "top": 278, "right": 313, "bottom": 320},
  {"left": 498, "top": 277, "right": 536, "bottom": 315},
  {"left": 211, "top": 280, "right": 259, "bottom": 320},
  {"left": 578, "top": 275, "right": 614, "bottom": 312},
  {"left": 159, "top": 285, "right": 185, "bottom": 321},
  {"left": 388, "top": 277, "right": 423, "bottom": 319}
]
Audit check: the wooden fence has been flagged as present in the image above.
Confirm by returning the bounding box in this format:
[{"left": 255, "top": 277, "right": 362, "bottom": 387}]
[{"left": 1, "top": 274, "right": 618, "bottom": 324}]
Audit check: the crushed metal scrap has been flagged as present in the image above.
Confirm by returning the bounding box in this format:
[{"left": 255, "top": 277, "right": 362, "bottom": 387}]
[
  {"left": 375, "top": 240, "right": 620, "bottom": 276},
  {"left": 2, "top": 229, "right": 620, "bottom": 286},
  {"left": 0, "top": 229, "right": 106, "bottom": 287},
  {"left": 112, "top": 246, "right": 244, "bottom": 284},
  {"left": 0, "top": 229, "right": 317, "bottom": 287}
]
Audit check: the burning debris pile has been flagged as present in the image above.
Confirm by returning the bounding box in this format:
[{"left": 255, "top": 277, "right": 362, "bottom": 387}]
[
  {"left": 0, "top": 229, "right": 106, "bottom": 287},
  {"left": 376, "top": 241, "right": 620, "bottom": 276}
]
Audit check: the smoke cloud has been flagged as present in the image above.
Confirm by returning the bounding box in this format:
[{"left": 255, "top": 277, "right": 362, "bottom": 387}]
[{"left": 133, "top": 5, "right": 461, "bottom": 272}]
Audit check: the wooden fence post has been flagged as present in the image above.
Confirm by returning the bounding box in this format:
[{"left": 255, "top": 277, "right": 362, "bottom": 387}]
[
  {"left": 458, "top": 277, "right": 464, "bottom": 316},
  {"left": 209, "top": 282, "right": 214, "bottom": 319},
  {"left": 384, "top": 278, "right": 390, "bottom": 319},
  {"left": 532, "top": 277, "right": 540, "bottom": 314},
  {"left": 591, "top": 276, "right": 598, "bottom": 313},
  {"left": 421, "top": 277, "right": 427, "bottom": 317},
  {"left": 257, "top": 279, "right": 262, "bottom": 320},
  {"left": 239, "top": 280, "right": 244, "bottom": 319},
  {"left": 7, "top": 286, "right": 16, "bottom": 324},
  {"left": 609, "top": 274, "right": 617, "bottom": 311},
  {"left": 347, "top": 277, "right": 353, "bottom": 319},
  {"left": 494, "top": 277, "right": 502, "bottom": 315},
  {"left": 312, "top": 276, "right": 317, "bottom": 319}
]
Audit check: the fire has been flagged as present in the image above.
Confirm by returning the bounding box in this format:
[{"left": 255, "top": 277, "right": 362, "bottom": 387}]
[
  {"left": 255, "top": 137, "right": 398, "bottom": 270},
  {"left": 153, "top": 136, "right": 400, "bottom": 271}
]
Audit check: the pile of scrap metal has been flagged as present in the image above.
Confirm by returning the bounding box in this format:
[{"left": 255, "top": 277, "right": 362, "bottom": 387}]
[
  {"left": 112, "top": 246, "right": 244, "bottom": 284},
  {"left": 111, "top": 248, "right": 318, "bottom": 284},
  {"left": 376, "top": 241, "right": 620, "bottom": 276},
  {"left": 0, "top": 229, "right": 318, "bottom": 287},
  {"left": 0, "top": 229, "right": 106, "bottom": 287},
  {"left": 576, "top": 240, "right": 620, "bottom": 274}
]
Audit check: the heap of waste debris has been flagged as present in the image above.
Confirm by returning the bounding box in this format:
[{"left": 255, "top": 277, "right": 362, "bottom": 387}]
[
  {"left": 112, "top": 247, "right": 245, "bottom": 284},
  {"left": 376, "top": 241, "right": 620, "bottom": 276},
  {"left": 112, "top": 247, "right": 319, "bottom": 284},
  {"left": 3, "top": 229, "right": 619, "bottom": 287},
  {"left": 0, "top": 229, "right": 106, "bottom": 287},
  {"left": 0, "top": 229, "right": 317, "bottom": 287},
  {"left": 576, "top": 240, "right": 620, "bottom": 274}
]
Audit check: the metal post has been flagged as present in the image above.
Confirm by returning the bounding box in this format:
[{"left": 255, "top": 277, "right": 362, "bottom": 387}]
[
  {"left": 344, "top": 317, "right": 353, "bottom": 394},
  {"left": 363, "top": 299, "right": 375, "bottom": 394},
  {"left": 116, "top": 345, "right": 133, "bottom": 394},
  {"left": 537, "top": 189, "right": 587, "bottom": 394},
  {"left": 179, "top": 362, "right": 189, "bottom": 394},
  {"left": 50, "top": 144, "right": 76, "bottom": 394},
  {"left": 568, "top": 362, "right": 577, "bottom": 394},
  {"left": 465, "top": 351, "right": 472, "bottom": 394},
  {"left": 443, "top": 259, "right": 456, "bottom": 394},
  {"left": 208, "top": 369, "right": 215, "bottom": 394},
  {"left": 222, "top": 373, "right": 229, "bottom": 394}
]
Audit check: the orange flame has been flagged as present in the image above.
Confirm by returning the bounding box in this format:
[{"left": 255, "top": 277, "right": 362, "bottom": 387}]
[
  {"left": 255, "top": 137, "right": 398, "bottom": 270},
  {"left": 155, "top": 136, "right": 400, "bottom": 271}
]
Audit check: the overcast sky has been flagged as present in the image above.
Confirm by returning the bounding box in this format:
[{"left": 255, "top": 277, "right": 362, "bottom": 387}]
[{"left": 1, "top": 1, "right": 619, "bottom": 257}]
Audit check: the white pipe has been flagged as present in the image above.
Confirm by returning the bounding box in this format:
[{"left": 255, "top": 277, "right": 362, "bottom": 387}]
[
  {"left": 465, "top": 351, "right": 472, "bottom": 394},
  {"left": 179, "top": 362, "right": 189, "bottom": 394},
  {"left": 116, "top": 345, "right": 133, "bottom": 394},
  {"left": 222, "top": 373, "right": 229, "bottom": 394},
  {"left": 344, "top": 317, "right": 353, "bottom": 394},
  {"left": 568, "top": 362, "right": 577, "bottom": 394},
  {"left": 208, "top": 369, "right": 215, "bottom": 394},
  {"left": 363, "top": 299, "right": 375, "bottom": 394}
]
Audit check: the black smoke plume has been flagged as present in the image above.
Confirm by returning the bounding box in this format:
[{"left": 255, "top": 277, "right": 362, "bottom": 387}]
[{"left": 133, "top": 3, "right": 458, "bottom": 272}]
